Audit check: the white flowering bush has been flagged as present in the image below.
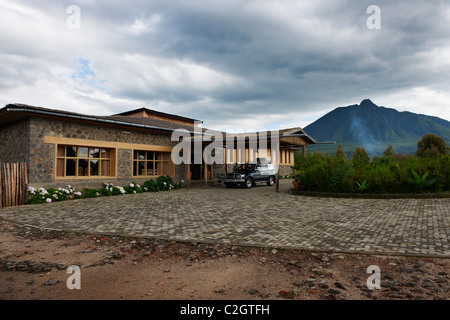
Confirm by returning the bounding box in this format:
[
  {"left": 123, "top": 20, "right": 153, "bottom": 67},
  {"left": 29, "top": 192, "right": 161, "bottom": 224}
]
[
  {"left": 26, "top": 176, "right": 181, "bottom": 205},
  {"left": 26, "top": 185, "right": 75, "bottom": 204},
  {"left": 124, "top": 182, "right": 142, "bottom": 194}
]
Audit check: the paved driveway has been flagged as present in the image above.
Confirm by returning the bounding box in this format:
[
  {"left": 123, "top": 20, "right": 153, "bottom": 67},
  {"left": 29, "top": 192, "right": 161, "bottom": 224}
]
[{"left": 0, "top": 181, "right": 449, "bottom": 257}]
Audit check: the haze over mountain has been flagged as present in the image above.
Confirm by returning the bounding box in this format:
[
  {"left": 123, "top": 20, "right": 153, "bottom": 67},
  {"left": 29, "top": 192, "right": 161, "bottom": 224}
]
[{"left": 304, "top": 99, "right": 450, "bottom": 156}]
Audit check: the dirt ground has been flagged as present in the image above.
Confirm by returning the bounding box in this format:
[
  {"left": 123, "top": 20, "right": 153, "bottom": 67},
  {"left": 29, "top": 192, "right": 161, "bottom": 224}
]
[{"left": 0, "top": 220, "right": 448, "bottom": 301}]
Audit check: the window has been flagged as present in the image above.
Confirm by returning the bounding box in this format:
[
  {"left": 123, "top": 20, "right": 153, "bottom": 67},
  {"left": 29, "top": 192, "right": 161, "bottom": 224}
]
[
  {"left": 133, "top": 150, "right": 173, "bottom": 177},
  {"left": 56, "top": 145, "right": 115, "bottom": 178}
]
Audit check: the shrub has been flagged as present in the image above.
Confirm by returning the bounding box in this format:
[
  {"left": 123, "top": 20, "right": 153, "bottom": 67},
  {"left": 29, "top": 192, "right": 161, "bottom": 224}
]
[
  {"left": 84, "top": 188, "right": 101, "bottom": 198},
  {"left": 334, "top": 144, "right": 348, "bottom": 160},
  {"left": 352, "top": 146, "right": 370, "bottom": 170},
  {"left": 26, "top": 185, "right": 75, "bottom": 204},
  {"left": 355, "top": 179, "right": 370, "bottom": 192},
  {"left": 407, "top": 170, "right": 437, "bottom": 192},
  {"left": 111, "top": 186, "right": 126, "bottom": 195},
  {"left": 292, "top": 143, "right": 449, "bottom": 194},
  {"left": 383, "top": 144, "right": 395, "bottom": 158},
  {"left": 416, "top": 134, "right": 449, "bottom": 158},
  {"left": 124, "top": 182, "right": 143, "bottom": 194},
  {"left": 328, "top": 156, "right": 353, "bottom": 192},
  {"left": 26, "top": 177, "right": 181, "bottom": 205}
]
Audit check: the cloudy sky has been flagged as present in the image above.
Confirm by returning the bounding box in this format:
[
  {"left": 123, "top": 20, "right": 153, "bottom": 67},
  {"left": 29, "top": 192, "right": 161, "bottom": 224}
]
[{"left": 0, "top": 0, "right": 449, "bottom": 131}]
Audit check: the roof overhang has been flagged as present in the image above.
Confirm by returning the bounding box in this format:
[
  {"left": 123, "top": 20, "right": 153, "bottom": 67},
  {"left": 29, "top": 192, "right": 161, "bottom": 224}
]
[{"left": 0, "top": 104, "right": 189, "bottom": 134}]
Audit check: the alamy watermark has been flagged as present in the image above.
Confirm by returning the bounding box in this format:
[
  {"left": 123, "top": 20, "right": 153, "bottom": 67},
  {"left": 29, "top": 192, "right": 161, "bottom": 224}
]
[
  {"left": 67, "top": 5, "right": 81, "bottom": 30},
  {"left": 366, "top": 265, "right": 381, "bottom": 290},
  {"left": 170, "top": 122, "right": 280, "bottom": 169},
  {"left": 366, "top": 5, "right": 381, "bottom": 30},
  {"left": 66, "top": 265, "right": 81, "bottom": 289}
]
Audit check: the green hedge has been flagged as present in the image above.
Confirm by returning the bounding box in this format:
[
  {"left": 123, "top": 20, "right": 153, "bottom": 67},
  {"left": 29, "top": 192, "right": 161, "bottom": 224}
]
[
  {"left": 26, "top": 175, "right": 181, "bottom": 204},
  {"left": 293, "top": 150, "right": 450, "bottom": 194}
]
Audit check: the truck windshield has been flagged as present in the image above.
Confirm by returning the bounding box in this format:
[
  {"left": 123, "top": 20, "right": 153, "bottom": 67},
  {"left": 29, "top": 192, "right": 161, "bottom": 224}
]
[{"left": 235, "top": 164, "right": 255, "bottom": 172}]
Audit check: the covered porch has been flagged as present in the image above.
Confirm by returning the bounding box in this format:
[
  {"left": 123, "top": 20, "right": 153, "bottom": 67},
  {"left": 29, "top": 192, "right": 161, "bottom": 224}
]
[{"left": 182, "top": 128, "right": 319, "bottom": 192}]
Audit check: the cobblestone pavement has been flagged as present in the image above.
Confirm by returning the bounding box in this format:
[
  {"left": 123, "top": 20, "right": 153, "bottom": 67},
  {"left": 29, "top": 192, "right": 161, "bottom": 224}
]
[{"left": 0, "top": 181, "right": 449, "bottom": 257}]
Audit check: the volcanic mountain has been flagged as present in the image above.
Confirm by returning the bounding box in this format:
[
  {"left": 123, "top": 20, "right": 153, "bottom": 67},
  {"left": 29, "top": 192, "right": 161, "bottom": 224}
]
[{"left": 303, "top": 99, "right": 450, "bottom": 156}]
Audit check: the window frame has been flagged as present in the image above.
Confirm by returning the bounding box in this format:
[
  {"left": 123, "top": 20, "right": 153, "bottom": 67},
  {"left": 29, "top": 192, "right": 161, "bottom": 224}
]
[
  {"left": 132, "top": 149, "right": 174, "bottom": 178},
  {"left": 55, "top": 145, "right": 116, "bottom": 179}
]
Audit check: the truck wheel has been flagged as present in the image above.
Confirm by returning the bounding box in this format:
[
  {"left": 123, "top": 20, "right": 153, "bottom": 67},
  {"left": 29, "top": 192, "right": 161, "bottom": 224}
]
[
  {"left": 267, "top": 175, "right": 275, "bottom": 186},
  {"left": 244, "top": 177, "right": 253, "bottom": 189}
]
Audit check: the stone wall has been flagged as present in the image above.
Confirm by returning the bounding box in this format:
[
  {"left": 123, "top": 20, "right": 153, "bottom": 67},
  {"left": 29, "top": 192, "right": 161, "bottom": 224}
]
[
  {"left": 27, "top": 117, "right": 183, "bottom": 189},
  {"left": 0, "top": 119, "right": 30, "bottom": 164},
  {"left": 278, "top": 165, "right": 293, "bottom": 177}
]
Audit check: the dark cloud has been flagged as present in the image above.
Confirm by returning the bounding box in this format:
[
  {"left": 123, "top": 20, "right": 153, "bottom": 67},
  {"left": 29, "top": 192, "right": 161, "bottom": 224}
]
[{"left": 0, "top": 0, "right": 449, "bottom": 129}]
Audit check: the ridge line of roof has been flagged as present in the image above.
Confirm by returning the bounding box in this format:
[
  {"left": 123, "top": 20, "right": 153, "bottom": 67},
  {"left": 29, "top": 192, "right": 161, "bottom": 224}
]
[{"left": 114, "top": 107, "right": 201, "bottom": 123}]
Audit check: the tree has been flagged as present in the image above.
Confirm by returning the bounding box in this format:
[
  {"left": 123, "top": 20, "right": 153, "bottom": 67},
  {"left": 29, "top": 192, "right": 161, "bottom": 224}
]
[
  {"left": 352, "top": 146, "right": 370, "bottom": 168},
  {"left": 383, "top": 144, "right": 395, "bottom": 158},
  {"left": 416, "top": 134, "right": 449, "bottom": 158},
  {"left": 334, "top": 144, "right": 348, "bottom": 160}
]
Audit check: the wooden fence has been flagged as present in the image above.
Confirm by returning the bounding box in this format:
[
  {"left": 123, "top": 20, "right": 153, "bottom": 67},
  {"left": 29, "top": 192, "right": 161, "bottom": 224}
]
[{"left": 0, "top": 162, "right": 28, "bottom": 208}]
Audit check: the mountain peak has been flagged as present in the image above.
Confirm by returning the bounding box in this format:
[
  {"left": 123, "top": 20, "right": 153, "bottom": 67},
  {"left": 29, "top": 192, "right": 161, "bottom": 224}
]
[
  {"left": 359, "top": 99, "right": 377, "bottom": 107},
  {"left": 304, "top": 100, "right": 450, "bottom": 155}
]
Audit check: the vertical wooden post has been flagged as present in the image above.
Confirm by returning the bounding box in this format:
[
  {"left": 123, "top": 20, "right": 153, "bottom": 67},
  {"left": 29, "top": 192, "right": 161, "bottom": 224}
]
[
  {"left": 185, "top": 164, "right": 190, "bottom": 188},
  {"left": 204, "top": 162, "right": 208, "bottom": 188},
  {"left": 0, "top": 163, "right": 3, "bottom": 208},
  {"left": 185, "top": 147, "right": 191, "bottom": 189},
  {"left": 275, "top": 144, "right": 280, "bottom": 193},
  {"left": 276, "top": 168, "right": 280, "bottom": 192}
]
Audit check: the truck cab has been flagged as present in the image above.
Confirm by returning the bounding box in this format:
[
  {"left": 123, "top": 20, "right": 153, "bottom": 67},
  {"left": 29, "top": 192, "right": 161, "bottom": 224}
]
[{"left": 223, "top": 159, "right": 277, "bottom": 189}]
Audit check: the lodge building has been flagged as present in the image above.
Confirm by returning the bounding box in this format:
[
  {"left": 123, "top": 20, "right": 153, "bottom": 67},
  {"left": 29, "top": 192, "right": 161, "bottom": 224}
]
[{"left": 0, "top": 104, "right": 317, "bottom": 189}]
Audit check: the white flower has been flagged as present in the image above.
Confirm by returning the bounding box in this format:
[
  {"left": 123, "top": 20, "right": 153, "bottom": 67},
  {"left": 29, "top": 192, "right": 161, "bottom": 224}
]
[
  {"left": 46, "top": 198, "right": 52, "bottom": 203},
  {"left": 129, "top": 183, "right": 134, "bottom": 188},
  {"left": 133, "top": 191, "right": 136, "bottom": 194}
]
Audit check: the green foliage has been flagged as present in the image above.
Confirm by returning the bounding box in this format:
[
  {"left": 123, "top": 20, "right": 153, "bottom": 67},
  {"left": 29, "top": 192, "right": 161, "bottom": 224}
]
[
  {"left": 352, "top": 146, "right": 370, "bottom": 169},
  {"left": 334, "top": 144, "right": 348, "bottom": 160},
  {"left": 124, "top": 182, "right": 144, "bottom": 194},
  {"left": 355, "top": 180, "right": 370, "bottom": 192},
  {"left": 416, "top": 134, "right": 449, "bottom": 158},
  {"left": 407, "top": 170, "right": 437, "bottom": 192},
  {"left": 293, "top": 144, "right": 449, "bottom": 194},
  {"left": 383, "top": 144, "right": 395, "bottom": 158},
  {"left": 84, "top": 188, "right": 101, "bottom": 198},
  {"left": 98, "top": 187, "right": 112, "bottom": 197},
  {"left": 328, "top": 156, "right": 353, "bottom": 192},
  {"left": 26, "top": 185, "right": 75, "bottom": 204},
  {"left": 290, "top": 169, "right": 304, "bottom": 182}
]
